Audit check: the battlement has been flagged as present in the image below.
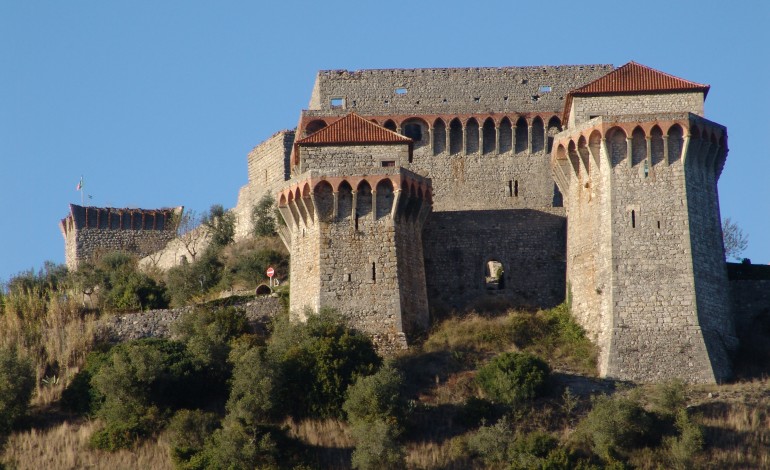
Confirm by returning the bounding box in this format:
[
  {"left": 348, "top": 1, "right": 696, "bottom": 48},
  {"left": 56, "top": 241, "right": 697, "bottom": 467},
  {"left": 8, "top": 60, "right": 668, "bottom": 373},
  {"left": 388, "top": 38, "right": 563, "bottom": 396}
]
[{"left": 60, "top": 204, "right": 182, "bottom": 270}]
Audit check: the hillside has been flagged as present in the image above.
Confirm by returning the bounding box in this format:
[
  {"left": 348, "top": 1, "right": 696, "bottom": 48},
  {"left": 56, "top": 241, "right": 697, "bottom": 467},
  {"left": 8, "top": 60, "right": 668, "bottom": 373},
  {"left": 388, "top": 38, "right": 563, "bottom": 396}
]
[{"left": 1, "top": 249, "right": 770, "bottom": 470}]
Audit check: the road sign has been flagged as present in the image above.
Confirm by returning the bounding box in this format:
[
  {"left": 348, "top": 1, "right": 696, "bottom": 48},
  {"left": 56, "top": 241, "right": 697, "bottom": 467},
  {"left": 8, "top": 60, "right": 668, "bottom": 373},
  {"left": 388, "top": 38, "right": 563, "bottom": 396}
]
[{"left": 266, "top": 267, "right": 275, "bottom": 278}]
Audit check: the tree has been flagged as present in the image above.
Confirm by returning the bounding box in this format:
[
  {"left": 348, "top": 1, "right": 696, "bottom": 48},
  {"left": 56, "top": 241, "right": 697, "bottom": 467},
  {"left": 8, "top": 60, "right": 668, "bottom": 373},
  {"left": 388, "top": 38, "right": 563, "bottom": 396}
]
[
  {"left": 203, "top": 204, "right": 235, "bottom": 248},
  {"left": 252, "top": 193, "right": 277, "bottom": 237},
  {"left": 0, "top": 347, "right": 35, "bottom": 447},
  {"left": 722, "top": 217, "right": 749, "bottom": 261},
  {"left": 177, "top": 210, "right": 209, "bottom": 262}
]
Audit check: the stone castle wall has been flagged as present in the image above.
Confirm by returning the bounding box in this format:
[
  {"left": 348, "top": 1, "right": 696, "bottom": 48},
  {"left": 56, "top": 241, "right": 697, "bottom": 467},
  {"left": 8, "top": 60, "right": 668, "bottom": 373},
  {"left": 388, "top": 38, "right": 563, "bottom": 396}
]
[
  {"left": 60, "top": 205, "right": 181, "bottom": 270},
  {"left": 233, "top": 130, "right": 294, "bottom": 240},
  {"left": 569, "top": 92, "right": 705, "bottom": 127}
]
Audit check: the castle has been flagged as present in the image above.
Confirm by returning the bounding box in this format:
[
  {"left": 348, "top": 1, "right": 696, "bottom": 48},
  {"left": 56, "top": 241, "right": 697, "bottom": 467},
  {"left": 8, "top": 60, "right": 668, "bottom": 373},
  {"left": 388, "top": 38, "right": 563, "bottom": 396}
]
[{"left": 64, "top": 62, "right": 746, "bottom": 384}]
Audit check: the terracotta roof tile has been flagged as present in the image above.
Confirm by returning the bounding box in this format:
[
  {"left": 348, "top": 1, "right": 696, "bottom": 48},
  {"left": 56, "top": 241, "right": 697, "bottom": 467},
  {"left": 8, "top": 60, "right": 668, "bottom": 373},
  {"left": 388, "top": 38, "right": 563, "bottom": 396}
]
[
  {"left": 571, "top": 61, "right": 709, "bottom": 96},
  {"left": 295, "top": 112, "right": 412, "bottom": 146}
]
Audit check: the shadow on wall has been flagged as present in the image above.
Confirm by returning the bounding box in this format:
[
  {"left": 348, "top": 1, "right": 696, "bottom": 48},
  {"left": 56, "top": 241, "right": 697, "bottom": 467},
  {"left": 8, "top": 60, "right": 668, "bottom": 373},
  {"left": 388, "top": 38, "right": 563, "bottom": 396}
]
[{"left": 423, "top": 209, "right": 567, "bottom": 317}]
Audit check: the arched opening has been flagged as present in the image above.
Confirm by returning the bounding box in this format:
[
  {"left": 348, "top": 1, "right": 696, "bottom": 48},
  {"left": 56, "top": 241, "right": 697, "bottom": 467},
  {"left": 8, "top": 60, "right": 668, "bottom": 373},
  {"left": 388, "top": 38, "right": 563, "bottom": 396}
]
[
  {"left": 568, "top": 140, "right": 580, "bottom": 176},
  {"left": 668, "top": 124, "right": 684, "bottom": 164},
  {"left": 607, "top": 127, "right": 627, "bottom": 167},
  {"left": 631, "top": 126, "right": 646, "bottom": 167},
  {"left": 499, "top": 117, "right": 513, "bottom": 154},
  {"left": 449, "top": 118, "right": 463, "bottom": 155},
  {"left": 356, "top": 181, "right": 372, "bottom": 229},
  {"left": 651, "top": 126, "right": 664, "bottom": 166},
  {"left": 375, "top": 179, "right": 394, "bottom": 219},
  {"left": 433, "top": 118, "right": 446, "bottom": 155},
  {"left": 578, "top": 136, "right": 590, "bottom": 176},
  {"left": 547, "top": 116, "right": 562, "bottom": 153},
  {"left": 314, "top": 181, "right": 334, "bottom": 222},
  {"left": 482, "top": 118, "right": 496, "bottom": 154},
  {"left": 305, "top": 119, "right": 327, "bottom": 136},
  {"left": 531, "top": 116, "right": 545, "bottom": 153},
  {"left": 552, "top": 184, "right": 563, "bottom": 207},
  {"left": 589, "top": 130, "right": 602, "bottom": 169},
  {"left": 485, "top": 259, "right": 505, "bottom": 290},
  {"left": 402, "top": 118, "right": 428, "bottom": 149},
  {"left": 465, "top": 118, "right": 479, "bottom": 154},
  {"left": 337, "top": 181, "right": 353, "bottom": 221},
  {"left": 515, "top": 117, "right": 528, "bottom": 153},
  {"left": 383, "top": 119, "right": 397, "bottom": 132},
  {"left": 302, "top": 184, "right": 314, "bottom": 221}
]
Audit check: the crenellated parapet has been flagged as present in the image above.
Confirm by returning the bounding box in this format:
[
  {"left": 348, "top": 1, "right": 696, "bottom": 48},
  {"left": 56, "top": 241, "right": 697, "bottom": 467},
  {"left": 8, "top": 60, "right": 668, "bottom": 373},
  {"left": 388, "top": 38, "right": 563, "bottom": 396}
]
[
  {"left": 60, "top": 204, "right": 183, "bottom": 270},
  {"left": 551, "top": 113, "right": 727, "bottom": 194}
]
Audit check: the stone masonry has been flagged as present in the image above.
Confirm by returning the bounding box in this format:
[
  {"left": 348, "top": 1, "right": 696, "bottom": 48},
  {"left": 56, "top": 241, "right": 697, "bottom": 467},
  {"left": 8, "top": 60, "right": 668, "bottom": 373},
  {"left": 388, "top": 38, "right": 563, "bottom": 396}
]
[{"left": 76, "top": 61, "right": 748, "bottom": 383}]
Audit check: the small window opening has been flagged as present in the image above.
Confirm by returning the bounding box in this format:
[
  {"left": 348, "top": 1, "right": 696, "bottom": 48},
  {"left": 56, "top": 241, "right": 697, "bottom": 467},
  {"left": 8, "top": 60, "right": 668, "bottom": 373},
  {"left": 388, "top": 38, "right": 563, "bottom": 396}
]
[
  {"left": 395, "top": 87, "right": 407, "bottom": 95},
  {"left": 520, "top": 79, "right": 528, "bottom": 84},
  {"left": 351, "top": 100, "right": 357, "bottom": 107},
  {"left": 383, "top": 99, "right": 390, "bottom": 105},
  {"left": 531, "top": 95, "right": 540, "bottom": 102},
  {"left": 631, "top": 210, "right": 636, "bottom": 228},
  {"left": 330, "top": 97, "right": 344, "bottom": 108},
  {"left": 442, "top": 98, "right": 448, "bottom": 103},
  {"left": 473, "top": 97, "right": 480, "bottom": 102},
  {"left": 657, "top": 220, "right": 661, "bottom": 229},
  {"left": 355, "top": 212, "right": 359, "bottom": 231},
  {"left": 403, "top": 123, "right": 422, "bottom": 141},
  {"left": 539, "top": 85, "right": 552, "bottom": 93},
  {"left": 643, "top": 161, "right": 650, "bottom": 178},
  {"left": 514, "top": 180, "right": 519, "bottom": 197},
  {"left": 503, "top": 96, "right": 509, "bottom": 101},
  {"left": 507, "top": 180, "right": 513, "bottom": 197},
  {"left": 372, "top": 262, "right": 376, "bottom": 282},
  {"left": 346, "top": 273, "right": 351, "bottom": 282},
  {"left": 485, "top": 260, "right": 505, "bottom": 290},
  {"left": 381, "top": 160, "right": 395, "bottom": 167},
  {"left": 415, "top": 100, "right": 420, "bottom": 104}
]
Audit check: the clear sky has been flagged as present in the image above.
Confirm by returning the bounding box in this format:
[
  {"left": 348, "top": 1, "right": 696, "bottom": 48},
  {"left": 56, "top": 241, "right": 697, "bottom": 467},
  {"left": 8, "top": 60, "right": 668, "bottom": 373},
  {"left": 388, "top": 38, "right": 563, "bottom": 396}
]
[{"left": 1, "top": 1, "right": 768, "bottom": 283}]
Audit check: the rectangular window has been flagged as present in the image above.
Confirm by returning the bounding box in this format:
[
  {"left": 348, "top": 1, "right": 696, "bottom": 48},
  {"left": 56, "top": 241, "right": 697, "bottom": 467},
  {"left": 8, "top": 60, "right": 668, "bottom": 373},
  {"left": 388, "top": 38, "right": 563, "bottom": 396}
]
[
  {"left": 539, "top": 85, "right": 552, "bottom": 93},
  {"left": 330, "top": 97, "right": 344, "bottom": 108},
  {"left": 381, "top": 160, "right": 395, "bottom": 167}
]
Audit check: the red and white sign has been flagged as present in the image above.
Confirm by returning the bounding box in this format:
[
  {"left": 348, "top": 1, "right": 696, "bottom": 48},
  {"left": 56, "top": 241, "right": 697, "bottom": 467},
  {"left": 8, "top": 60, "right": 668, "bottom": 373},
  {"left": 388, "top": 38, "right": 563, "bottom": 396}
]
[{"left": 266, "top": 267, "right": 275, "bottom": 278}]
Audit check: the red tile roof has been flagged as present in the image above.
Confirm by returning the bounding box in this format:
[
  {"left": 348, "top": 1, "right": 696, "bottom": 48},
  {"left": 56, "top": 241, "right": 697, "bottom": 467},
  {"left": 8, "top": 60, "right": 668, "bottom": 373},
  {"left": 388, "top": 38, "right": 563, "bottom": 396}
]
[
  {"left": 571, "top": 61, "right": 710, "bottom": 96},
  {"left": 563, "top": 62, "right": 710, "bottom": 124},
  {"left": 295, "top": 112, "right": 413, "bottom": 146}
]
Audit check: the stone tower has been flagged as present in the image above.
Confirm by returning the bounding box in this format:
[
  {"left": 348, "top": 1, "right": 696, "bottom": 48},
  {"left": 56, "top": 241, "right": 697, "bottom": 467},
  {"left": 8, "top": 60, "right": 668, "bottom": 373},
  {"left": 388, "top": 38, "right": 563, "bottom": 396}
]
[
  {"left": 551, "top": 62, "right": 736, "bottom": 383},
  {"left": 277, "top": 113, "right": 432, "bottom": 349},
  {"left": 60, "top": 204, "right": 182, "bottom": 270}
]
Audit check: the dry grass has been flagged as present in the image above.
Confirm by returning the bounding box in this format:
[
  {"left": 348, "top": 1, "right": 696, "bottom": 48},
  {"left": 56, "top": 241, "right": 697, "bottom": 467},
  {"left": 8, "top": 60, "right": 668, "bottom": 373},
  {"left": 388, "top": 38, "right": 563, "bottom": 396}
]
[
  {"left": 283, "top": 417, "right": 353, "bottom": 448},
  {"left": 3, "top": 419, "right": 172, "bottom": 470},
  {"left": 1, "top": 287, "right": 102, "bottom": 406}
]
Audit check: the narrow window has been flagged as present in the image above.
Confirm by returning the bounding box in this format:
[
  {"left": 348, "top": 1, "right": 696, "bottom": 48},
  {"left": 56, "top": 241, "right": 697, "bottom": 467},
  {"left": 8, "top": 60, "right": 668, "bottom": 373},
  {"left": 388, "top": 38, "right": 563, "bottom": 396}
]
[
  {"left": 507, "top": 180, "right": 513, "bottom": 197},
  {"left": 346, "top": 273, "right": 351, "bottom": 282},
  {"left": 643, "top": 161, "right": 650, "bottom": 178},
  {"left": 514, "top": 180, "right": 519, "bottom": 197},
  {"left": 372, "top": 262, "right": 376, "bottom": 282},
  {"left": 631, "top": 210, "right": 636, "bottom": 228},
  {"left": 657, "top": 220, "right": 661, "bottom": 229},
  {"left": 355, "top": 213, "right": 359, "bottom": 231}
]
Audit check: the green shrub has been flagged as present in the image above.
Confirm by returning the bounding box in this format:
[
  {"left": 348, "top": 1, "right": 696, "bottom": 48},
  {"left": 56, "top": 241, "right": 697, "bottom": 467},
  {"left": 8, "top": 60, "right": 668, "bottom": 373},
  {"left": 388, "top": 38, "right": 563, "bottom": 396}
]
[
  {"left": 252, "top": 193, "right": 277, "bottom": 237},
  {"left": 226, "top": 345, "right": 284, "bottom": 425},
  {"left": 200, "top": 418, "right": 279, "bottom": 470},
  {"left": 167, "top": 409, "right": 220, "bottom": 469},
  {"left": 60, "top": 348, "right": 111, "bottom": 414},
  {"left": 90, "top": 339, "right": 208, "bottom": 450},
  {"left": 203, "top": 204, "right": 235, "bottom": 248},
  {"left": 665, "top": 408, "right": 704, "bottom": 469},
  {"left": 165, "top": 249, "right": 223, "bottom": 306},
  {"left": 0, "top": 347, "right": 35, "bottom": 445},
  {"left": 349, "top": 420, "right": 405, "bottom": 470},
  {"left": 574, "top": 394, "right": 653, "bottom": 462},
  {"left": 269, "top": 310, "right": 381, "bottom": 419},
  {"left": 344, "top": 365, "right": 405, "bottom": 427},
  {"left": 476, "top": 352, "right": 550, "bottom": 406},
  {"left": 651, "top": 380, "right": 687, "bottom": 417},
  {"left": 465, "top": 416, "right": 516, "bottom": 465}
]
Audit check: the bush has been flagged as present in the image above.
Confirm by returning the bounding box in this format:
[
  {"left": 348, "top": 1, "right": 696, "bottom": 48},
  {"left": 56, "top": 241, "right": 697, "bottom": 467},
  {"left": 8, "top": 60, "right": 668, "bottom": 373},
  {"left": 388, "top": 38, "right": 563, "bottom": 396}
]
[
  {"left": 349, "top": 420, "right": 405, "bottom": 470},
  {"left": 252, "top": 193, "right": 277, "bottom": 237},
  {"left": 167, "top": 409, "right": 220, "bottom": 468},
  {"left": 165, "top": 249, "right": 223, "bottom": 306},
  {"left": 269, "top": 310, "right": 381, "bottom": 419},
  {"left": 203, "top": 204, "right": 235, "bottom": 248},
  {"left": 476, "top": 352, "right": 550, "bottom": 406},
  {"left": 574, "top": 394, "right": 653, "bottom": 462},
  {"left": 665, "top": 408, "right": 704, "bottom": 469},
  {"left": 90, "top": 339, "right": 209, "bottom": 450},
  {"left": 60, "top": 348, "right": 111, "bottom": 415},
  {"left": 0, "top": 347, "right": 35, "bottom": 445},
  {"left": 226, "top": 345, "right": 284, "bottom": 425},
  {"left": 344, "top": 365, "right": 405, "bottom": 428}
]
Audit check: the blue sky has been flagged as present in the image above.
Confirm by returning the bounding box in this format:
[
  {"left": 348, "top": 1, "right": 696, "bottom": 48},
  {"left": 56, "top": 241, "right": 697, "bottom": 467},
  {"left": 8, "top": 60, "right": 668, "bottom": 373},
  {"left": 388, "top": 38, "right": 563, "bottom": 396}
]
[{"left": 1, "top": 1, "right": 768, "bottom": 282}]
